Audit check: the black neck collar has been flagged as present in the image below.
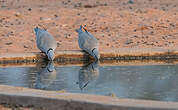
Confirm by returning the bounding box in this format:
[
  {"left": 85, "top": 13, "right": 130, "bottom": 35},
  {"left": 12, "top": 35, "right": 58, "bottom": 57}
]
[
  {"left": 92, "top": 48, "right": 96, "bottom": 53},
  {"left": 47, "top": 48, "right": 53, "bottom": 54}
]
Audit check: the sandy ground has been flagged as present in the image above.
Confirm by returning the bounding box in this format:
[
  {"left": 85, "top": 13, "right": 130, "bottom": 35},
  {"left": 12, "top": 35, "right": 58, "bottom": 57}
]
[{"left": 0, "top": 0, "right": 178, "bottom": 54}]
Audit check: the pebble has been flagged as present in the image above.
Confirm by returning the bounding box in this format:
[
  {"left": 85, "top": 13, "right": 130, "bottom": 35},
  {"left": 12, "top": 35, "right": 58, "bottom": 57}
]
[
  {"left": 24, "top": 45, "right": 28, "bottom": 48},
  {"left": 6, "top": 42, "right": 13, "bottom": 45},
  {"left": 14, "top": 12, "right": 21, "bottom": 17},
  {"left": 28, "top": 8, "right": 32, "bottom": 11}
]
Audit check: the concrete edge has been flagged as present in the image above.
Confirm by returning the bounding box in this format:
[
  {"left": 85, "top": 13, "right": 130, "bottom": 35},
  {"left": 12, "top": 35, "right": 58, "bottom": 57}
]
[
  {"left": 0, "top": 85, "right": 178, "bottom": 110},
  {"left": 0, "top": 48, "right": 178, "bottom": 65},
  {"left": 0, "top": 59, "right": 178, "bottom": 68}
]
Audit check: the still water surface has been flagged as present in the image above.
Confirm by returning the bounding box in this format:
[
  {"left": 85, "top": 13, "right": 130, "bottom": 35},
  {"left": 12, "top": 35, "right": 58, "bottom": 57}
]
[{"left": 0, "top": 61, "right": 178, "bottom": 102}]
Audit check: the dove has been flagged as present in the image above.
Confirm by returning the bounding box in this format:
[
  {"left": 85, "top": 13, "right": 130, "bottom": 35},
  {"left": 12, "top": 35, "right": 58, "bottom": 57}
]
[
  {"left": 76, "top": 25, "right": 100, "bottom": 60},
  {"left": 34, "top": 27, "right": 57, "bottom": 61}
]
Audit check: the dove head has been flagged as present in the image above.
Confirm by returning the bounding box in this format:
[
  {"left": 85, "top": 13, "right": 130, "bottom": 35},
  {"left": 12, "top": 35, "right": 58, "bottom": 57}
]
[
  {"left": 34, "top": 27, "right": 41, "bottom": 37},
  {"left": 47, "top": 48, "right": 55, "bottom": 61},
  {"left": 34, "top": 27, "right": 37, "bottom": 36},
  {"left": 75, "top": 25, "right": 83, "bottom": 34},
  {"left": 34, "top": 27, "right": 39, "bottom": 33},
  {"left": 34, "top": 27, "right": 46, "bottom": 37},
  {"left": 92, "top": 48, "right": 100, "bottom": 60}
]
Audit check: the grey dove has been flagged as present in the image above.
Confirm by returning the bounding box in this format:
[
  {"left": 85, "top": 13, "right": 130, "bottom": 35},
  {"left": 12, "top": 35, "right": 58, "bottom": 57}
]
[
  {"left": 34, "top": 27, "right": 57, "bottom": 61},
  {"left": 76, "top": 25, "right": 100, "bottom": 60}
]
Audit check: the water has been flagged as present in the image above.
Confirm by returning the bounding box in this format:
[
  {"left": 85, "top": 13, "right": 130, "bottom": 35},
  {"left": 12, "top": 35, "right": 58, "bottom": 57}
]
[{"left": 0, "top": 61, "right": 178, "bottom": 102}]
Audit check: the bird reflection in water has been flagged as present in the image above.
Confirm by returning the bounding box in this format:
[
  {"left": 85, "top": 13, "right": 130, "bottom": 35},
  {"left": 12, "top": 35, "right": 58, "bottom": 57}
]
[
  {"left": 77, "top": 61, "right": 100, "bottom": 90},
  {"left": 34, "top": 61, "right": 56, "bottom": 89}
]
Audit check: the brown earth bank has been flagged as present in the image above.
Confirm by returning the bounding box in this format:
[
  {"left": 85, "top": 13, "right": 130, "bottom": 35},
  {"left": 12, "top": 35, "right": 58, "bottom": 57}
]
[{"left": 0, "top": 0, "right": 178, "bottom": 54}]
